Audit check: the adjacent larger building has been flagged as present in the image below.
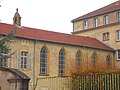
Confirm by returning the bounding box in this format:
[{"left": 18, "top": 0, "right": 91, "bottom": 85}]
[{"left": 72, "top": 0, "right": 120, "bottom": 69}]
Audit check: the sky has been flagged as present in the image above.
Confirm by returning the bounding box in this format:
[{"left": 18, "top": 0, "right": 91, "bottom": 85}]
[{"left": 0, "top": 0, "right": 116, "bottom": 34}]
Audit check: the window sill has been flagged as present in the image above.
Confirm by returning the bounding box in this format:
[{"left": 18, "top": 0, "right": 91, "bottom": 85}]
[
  {"left": 21, "top": 44, "right": 30, "bottom": 46},
  {"left": 39, "top": 74, "right": 49, "bottom": 76},
  {"left": 72, "top": 22, "right": 120, "bottom": 34},
  {"left": 94, "top": 26, "right": 98, "bottom": 28},
  {"left": 116, "top": 59, "right": 120, "bottom": 61},
  {"left": 58, "top": 75, "right": 66, "bottom": 77},
  {"left": 103, "top": 39, "right": 109, "bottom": 41},
  {"left": 84, "top": 28, "right": 89, "bottom": 30},
  {"left": 116, "top": 40, "right": 120, "bottom": 42},
  {"left": 18, "top": 68, "right": 32, "bottom": 71}
]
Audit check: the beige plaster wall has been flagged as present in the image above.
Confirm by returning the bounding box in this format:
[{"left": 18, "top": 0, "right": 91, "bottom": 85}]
[
  {"left": 73, "top": 11, "right": 117, "bottom": 32},
  {"left": 9, "top": 37, "right": 114, "bottom": 90},
  {"left": 74, "top": 23, "right": 120, "bottom": 68}
]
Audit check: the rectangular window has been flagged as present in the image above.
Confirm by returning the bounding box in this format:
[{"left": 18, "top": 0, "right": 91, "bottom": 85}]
[
  {"left": 94, "top": 18, "right": 98, "bottom": 27},
  {"left": 21, "top": 40, "right": 30, "bottom": 45},
  {"left": 103, "top": 32, "right": 109, "bottom": 41},
  {"left": 83, "top": 20, "right": 89, "bottom": 30},
  {"left": 104, "top": 15, "right": 109, "bottom": 25},
  {"left": 0, "top": 52, "right": 7, "bottom": 67},
  {"left": 117, "top": 30, "right": 120, "bottom": 41},
  {"left": 20, "top": 51, "right": 28, "bottom": 68},
  {"left": 117, "top": 50, "right": 120, "bottom": 60},
  {"left": 18, "top": 51, "right": 32, "bottom": 70},
  {"left": 117, "top": 12, "right": 120, "bottom": 22},
  {"left": 0, "top": 50, "right": 13, "bottom": 67}
]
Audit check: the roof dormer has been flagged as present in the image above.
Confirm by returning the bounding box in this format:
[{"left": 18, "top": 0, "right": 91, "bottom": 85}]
[{"left": 13, "top": 8, "right": 21, "bottom": 26}]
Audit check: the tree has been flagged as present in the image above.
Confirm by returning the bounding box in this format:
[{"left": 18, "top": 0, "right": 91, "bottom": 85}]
[{"left": 0, "top": 29, "right": 15, "bottom": 67}]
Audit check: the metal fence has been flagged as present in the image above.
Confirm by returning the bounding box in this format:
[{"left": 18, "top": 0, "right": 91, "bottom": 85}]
[
  {"left": 37, "top": 72, "right": 120, "bottom": 90},
  {"left": 71, "top": 73, "right": 120, "bottom": 90}
]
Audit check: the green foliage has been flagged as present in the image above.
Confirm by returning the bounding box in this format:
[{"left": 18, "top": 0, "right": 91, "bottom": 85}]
[{"left": 0, "top": 29, "right": 15, "bottom": 66}]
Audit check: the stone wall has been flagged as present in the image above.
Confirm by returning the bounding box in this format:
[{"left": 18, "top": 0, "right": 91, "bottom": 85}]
[
  {"left": 73, "top": 11, "right": 117, "bottom": 32},
  {"left": 0, "top": 67, "right": 30, "bottom": 90},
  {"left": 74, "top": 23, "right": 120, "bottom": 68},
  {"left": 9, "top": 38, "right": 115, "bottom": 90}
]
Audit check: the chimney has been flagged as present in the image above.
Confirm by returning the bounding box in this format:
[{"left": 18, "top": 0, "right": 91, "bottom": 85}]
[
  {"left": 13, "top": 8, "right": 21, "bottom": 26},
  {"left": 118, "top": 0, "right": 120, "bottom": 4}
]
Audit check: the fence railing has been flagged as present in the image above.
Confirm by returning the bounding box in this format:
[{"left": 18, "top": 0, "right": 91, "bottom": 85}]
[
  {"left": 71, "top": 73, "right": 120, "bottom": 90},
  {"left": 36, "top": 72, "right": 120, "bottom": 90}
]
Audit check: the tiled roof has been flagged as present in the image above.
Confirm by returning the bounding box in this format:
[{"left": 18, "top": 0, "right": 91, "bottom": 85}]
[
  {"left": 0, "top": 23, "right": 114, "bottom": 51},
  {"left": 72, "top": 1, "right": 120, "bottom": 22}
]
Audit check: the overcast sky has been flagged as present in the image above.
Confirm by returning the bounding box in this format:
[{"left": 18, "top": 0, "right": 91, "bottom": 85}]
[{"left": 0, "top": 0, "right": 116, "bottom": 34}]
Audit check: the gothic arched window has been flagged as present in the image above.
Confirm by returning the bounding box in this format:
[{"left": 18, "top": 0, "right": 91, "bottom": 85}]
[
  {"left": 40, "top": 47, "right": 48, "bottom": 75},
  {"left": 76, "top": 50, "right": 82, "bottom": 67},
  {"left": 106, "top": 55, "right": 111, "bottom": 65},
  {"left": 59, "top": 48, "right": 66, "bottom": 76}
]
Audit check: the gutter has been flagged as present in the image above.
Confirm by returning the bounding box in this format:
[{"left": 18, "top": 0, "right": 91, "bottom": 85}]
[
  {"left": 72, "top": 22, "right": 120, "bottom": 34},
  {"left": 33, "top": 39, "right": 37, "bottom": 88},
  {"left": 71, "top": 9, "right": 120, "bottom": 23},
  {"left": 1, "top": 33, "right": 114, "bottom": 51},
  {"left": 96, "top": 38, "right": 115, "bottom": 51}
]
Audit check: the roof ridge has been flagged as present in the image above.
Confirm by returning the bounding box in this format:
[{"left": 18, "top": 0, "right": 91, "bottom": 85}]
[
  {"left": 96, "top": 38, "right": 115, "bottom": 50},
  {"left": 1, "top": 22, "right": 70, "bottom": 35},
  {"left": 0, "top": 22, "right": 95, "bottom": 39},
  {"left": 71, "top": 1, "right": 119, "bottom": 22},
  {"left": 23, "top": 26, "right": 97, "bottom": 40},
  {"left": 0, "top": 22, "right": 114, "bottom": 51},
  {"left": 23, "top": 25, "right": 98, "bottom": 38},
  {"left": 0, "top": 22, "right": 14, "bottom": 27}
]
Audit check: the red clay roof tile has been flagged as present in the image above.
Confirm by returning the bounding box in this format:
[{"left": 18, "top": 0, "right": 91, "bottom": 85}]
[
  {"left": 0, "top": 23, "right": 114, "bottom": 51},
  {"left": 72, "top": 1, "right": 119, "bottom": 22}
]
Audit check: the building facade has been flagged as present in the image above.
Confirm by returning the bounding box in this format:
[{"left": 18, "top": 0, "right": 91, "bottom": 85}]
[
  {"left": 0, "top": 8, "right": 116, "bottom": 90},
  {"left": 72, "top": 0, "right": 120, "bottom": 69}
]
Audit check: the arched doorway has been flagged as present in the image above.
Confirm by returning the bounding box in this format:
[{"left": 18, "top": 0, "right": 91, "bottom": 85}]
[{"left": 0, "top": 67, "right": 30, "bottom": 90}]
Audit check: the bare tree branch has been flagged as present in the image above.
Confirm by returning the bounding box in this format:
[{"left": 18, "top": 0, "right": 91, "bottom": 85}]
[
  {"left": 0, "top": 0, "right": 2, "bottom": 7},
  {"left": 0, "top": 1, "right": 1, "bottom": 7}
]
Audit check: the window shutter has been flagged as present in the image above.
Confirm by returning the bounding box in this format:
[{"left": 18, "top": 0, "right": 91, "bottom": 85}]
[
  {"left": 17, "top": 51, "right": 21, "bottom": 69},
  {"left": 8, "top": 50, "right": 13, "bottom": 68},
  {"left": 28, "top": 52, "right": 32, "bottom": 70}
]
